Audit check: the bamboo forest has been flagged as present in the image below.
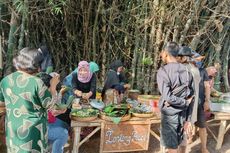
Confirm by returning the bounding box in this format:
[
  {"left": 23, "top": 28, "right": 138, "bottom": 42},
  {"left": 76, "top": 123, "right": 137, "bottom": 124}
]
[{"left": 0, "top": 0, "right": 229, "bottom": 93}]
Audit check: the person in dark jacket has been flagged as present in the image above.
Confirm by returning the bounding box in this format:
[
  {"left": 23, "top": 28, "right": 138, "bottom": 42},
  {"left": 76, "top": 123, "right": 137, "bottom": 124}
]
[
  {"left": 102, "top": 60, "right": 130, "bottom": 104},
  {"left": 39, "top": 45, "right": 54, "bottom": 74},
  {"left": 157, "top": 42, "right": 194, "bottom": 153},
  {"left": 193, "top": 53, "right": 211, "bottom": 153},
  {"left": 176, "top": 46, "right": 201, "bottom": 153}
]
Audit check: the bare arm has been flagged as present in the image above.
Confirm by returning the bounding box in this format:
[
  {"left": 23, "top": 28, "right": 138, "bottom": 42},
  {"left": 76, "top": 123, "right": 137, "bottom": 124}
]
[{"left": 204, "top": 81, "right": 211, "bottom": 111}]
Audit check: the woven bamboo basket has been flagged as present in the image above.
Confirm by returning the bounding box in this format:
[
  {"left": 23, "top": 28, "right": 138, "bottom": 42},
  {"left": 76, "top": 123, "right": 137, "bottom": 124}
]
[
  {"left": 70, "top": 115, "right": 98, "bottom": 122},
  {"left": 132, "top": 112, "right": 154, "bottom": 118},
  {"left": 99, "top": 112, "right": 131, "bottom": 122}
]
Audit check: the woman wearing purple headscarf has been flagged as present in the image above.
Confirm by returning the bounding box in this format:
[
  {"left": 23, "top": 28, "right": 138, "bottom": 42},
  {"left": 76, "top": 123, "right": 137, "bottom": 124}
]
[{"left": 72, "top": 61, "right": 96, "bottom": 99}]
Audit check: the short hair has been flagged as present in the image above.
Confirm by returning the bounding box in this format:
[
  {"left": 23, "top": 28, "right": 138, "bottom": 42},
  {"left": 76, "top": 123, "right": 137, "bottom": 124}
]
[
  {"left": 163, "top": 42, "right": 179, "bottom": 57},
  {"left": 13, "top": 47, "right": 44, "bottom": 74},
  {"left": 178, "top": 46, "right": 193, "bottom": 57}
]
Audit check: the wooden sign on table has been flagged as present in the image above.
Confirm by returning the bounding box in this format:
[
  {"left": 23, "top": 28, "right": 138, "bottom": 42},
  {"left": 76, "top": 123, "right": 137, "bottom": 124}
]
[{"left": 100, "top": 120, "right": 151, "bottom": 153}]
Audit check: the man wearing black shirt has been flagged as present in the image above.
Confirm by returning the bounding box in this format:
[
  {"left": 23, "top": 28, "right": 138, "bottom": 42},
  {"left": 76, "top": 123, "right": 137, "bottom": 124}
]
[{"left": 157, "top": 42, "right": 194, "bottom": 153}]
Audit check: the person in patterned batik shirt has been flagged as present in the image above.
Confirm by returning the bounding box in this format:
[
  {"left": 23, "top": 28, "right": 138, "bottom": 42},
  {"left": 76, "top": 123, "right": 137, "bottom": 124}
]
[{"left": 0, "top": 47, "right": 59, "bottom": 153}]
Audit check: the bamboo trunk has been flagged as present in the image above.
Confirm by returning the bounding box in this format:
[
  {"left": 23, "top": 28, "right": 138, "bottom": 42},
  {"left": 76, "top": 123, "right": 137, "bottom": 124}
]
[
  {"left": 150, "top": 0, "right": 165, "bottom": 93},
  {"left": 92, "top": 0, "right": 103, "bottom": 61},
  {"left": 0, "top": 3, "right": 3, "bottom": 73},
  {"left": 190, "top": 0, "right": 226, "bottom": 50},
  {"left": 6, "top": 9, "right": 17, "bottom": 75},
  {"left": 18, "top": 0, "right": 28, "bottom": 50},
  {"left": 222, "top": 33, "right": 230, "bottom": 92}
]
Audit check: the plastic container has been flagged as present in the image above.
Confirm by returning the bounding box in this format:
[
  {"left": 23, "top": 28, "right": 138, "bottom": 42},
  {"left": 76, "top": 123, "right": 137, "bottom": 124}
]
[
  {"left": 210, "top": 102, "right": 230, "bottom": 113},
  {"left": 138, "top": 95, "right": 160, "bottom": 113}
]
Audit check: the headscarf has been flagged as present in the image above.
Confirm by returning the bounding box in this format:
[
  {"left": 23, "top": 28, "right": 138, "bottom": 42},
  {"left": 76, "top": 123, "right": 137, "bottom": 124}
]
[
  {"left": 89, "top": 62, "right": 99, "bottom": 73},
  {"left": 77, "top": 61, "right": 93, "bottom": 83},
  {"left": 109, "top": 60, "right": 123, "bottom": 72}
]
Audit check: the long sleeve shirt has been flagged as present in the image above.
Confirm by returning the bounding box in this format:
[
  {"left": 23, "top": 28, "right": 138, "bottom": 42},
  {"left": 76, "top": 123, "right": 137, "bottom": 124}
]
[
  {"left": 72, "top": 73, "right": 96, "bottom": 99},
  {"left": 157, "top": 63, "right": 194, "bottom": 115}
]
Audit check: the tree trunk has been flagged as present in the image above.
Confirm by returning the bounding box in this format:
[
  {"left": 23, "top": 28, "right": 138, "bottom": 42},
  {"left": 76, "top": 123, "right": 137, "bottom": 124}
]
[
  {"left": 0, "top": 3, "right": 3, "bottom": 74},
  {"left": 222, "top": 33, "right": 230, "bottom": 92},
  {"left": 6, "top": 9, "right": 17, "bottom": 75},
  {"left": 18, "top": 0, "right": 28, "bottom": 50},
  {"left": 190, "top": 0, "right": 226, "bottom": 50},
  {"left": 92, "top": 0, "right": 103, "bottom": 61}
]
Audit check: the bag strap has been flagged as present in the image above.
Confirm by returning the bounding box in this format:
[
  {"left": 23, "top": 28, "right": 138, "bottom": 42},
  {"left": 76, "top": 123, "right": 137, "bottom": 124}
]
[{"left": 161, "top": 65, "right": 190, "bottom": 88}]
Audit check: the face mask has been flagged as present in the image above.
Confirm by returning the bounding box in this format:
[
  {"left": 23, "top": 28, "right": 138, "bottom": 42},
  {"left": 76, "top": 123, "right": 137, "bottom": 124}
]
[{"left": 196, "top": 61, "right": 203, "bottom": 68}]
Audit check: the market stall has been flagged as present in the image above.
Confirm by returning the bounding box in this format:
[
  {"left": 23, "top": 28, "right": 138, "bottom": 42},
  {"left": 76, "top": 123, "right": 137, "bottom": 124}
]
[
  {"left": 207, "top": 112, "right": 230, "bottom": 150},
  {"left": 71, "top": 116, "right": 160, "bottom": 153},
  {"left": 207, "top": 95, "right": 230, "bottom": 150},
  {"left": 70, "top": 95, "right": 161, "bottom": 153}
]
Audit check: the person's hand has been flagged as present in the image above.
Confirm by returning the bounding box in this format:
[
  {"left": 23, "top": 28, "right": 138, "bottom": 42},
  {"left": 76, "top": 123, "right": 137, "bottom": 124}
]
[
  {"left": 74, "top": 90, "right": 82, "bottom": 97},
  {"left": 49, "top": 74, "right": 60, "bottom": 95},
  {"left": 83, "top": 92, "right": 92, "bottom": 100},
  {"left": 50, "top": 74, "right": 60, "bottom": 88},
  {"left": 204, "top": 101, "right": 210, "bottom": 111},
  {"left": 184, "top": 122, "right": 194, "bottom": 137},
  {"left": 60, "top": 86, "right": 68, "bottom": 96},
  {"left": 124, "top": 84, "right": 131, "bottom": 89},
  {"left": 164, "top": 101, "right": 170, "bottom": 107},
  {"left": 50, "top": 73, "right": 60, "bottom": 85},
  {"left": 187, "top": 95, "right": 194, "bottom": 105},
  {"left": 51, "top": 108, "right": 67, "bottom": 116}
]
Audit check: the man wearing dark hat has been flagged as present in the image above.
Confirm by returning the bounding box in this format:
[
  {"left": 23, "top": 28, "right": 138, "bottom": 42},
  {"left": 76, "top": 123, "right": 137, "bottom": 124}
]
[
  {"left": 176, "top": 46, "right": 202, "bottom": 153},
  {"left": 157, "top": 42, "right": 194, "bottom": 153}
]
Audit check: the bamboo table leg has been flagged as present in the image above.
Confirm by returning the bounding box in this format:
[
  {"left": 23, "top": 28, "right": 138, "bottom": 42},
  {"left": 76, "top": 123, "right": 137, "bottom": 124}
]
[
  {"left": 150, "top": 130, "right": 160, "bottom": 141},
  {"left": 160, "top": 145, "right": 166, "bottom": 153},
  {"left": 72, "top": 127, "right": 81, "bottom": 153},
  {"left": 216, "top": 120, "right": 226, "bottom": 150}
]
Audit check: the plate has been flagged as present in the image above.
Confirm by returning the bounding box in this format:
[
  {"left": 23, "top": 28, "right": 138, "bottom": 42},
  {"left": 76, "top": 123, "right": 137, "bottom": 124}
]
[{"left": 90, "top": 99, "right": 105, "bottom": 110}]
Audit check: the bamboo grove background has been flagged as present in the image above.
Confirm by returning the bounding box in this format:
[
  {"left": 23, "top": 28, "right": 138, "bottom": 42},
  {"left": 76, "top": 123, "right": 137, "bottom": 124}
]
[{"left": 0, "top": 0, "right": 229, "bottom": 94}]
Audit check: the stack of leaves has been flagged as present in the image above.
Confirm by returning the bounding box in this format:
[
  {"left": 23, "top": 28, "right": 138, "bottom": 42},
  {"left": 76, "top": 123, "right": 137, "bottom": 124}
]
[
  {"left": 130, "top": 103, "right": 152, "bottom": 114},
  {"left": 71, "top": 108, "right": 99, "bottom": 118},
  {"left": 103, "top": 104, "right": 129, "bottom": 117}
]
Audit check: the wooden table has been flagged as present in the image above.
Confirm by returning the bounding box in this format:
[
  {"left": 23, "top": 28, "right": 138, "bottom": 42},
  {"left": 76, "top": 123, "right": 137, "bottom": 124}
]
[
  {"left": 71, "top": 118, "right": 102, "bottom": 153},
  {"left": 207, "top": 112, "right": 230, "bottom": 150},
  {"left": 71, "top": 116, "right": 160, "bottom": 153}
]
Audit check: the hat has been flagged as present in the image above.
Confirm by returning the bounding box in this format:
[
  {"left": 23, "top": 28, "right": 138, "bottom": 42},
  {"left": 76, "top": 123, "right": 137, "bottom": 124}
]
[
  {"left": 178, "top": 46, "right": 193, "bottom": 56},
  {"left": 192, "top": 51, "right": 205, "bottom": 61}
]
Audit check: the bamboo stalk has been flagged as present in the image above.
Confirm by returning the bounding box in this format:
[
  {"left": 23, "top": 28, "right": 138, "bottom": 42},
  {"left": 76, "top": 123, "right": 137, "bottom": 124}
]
[
  {"left": 190, "top": 0, "right": 226, "bottom": 50},
  {"left": 92, "top": 0, "right": 103, "bottom": 61},
  {"left": 6, "top": 8, "right": 17, "bottom": 74},
  {"left": 18, "top": 0, "right": 28, "bottom": 50}
]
